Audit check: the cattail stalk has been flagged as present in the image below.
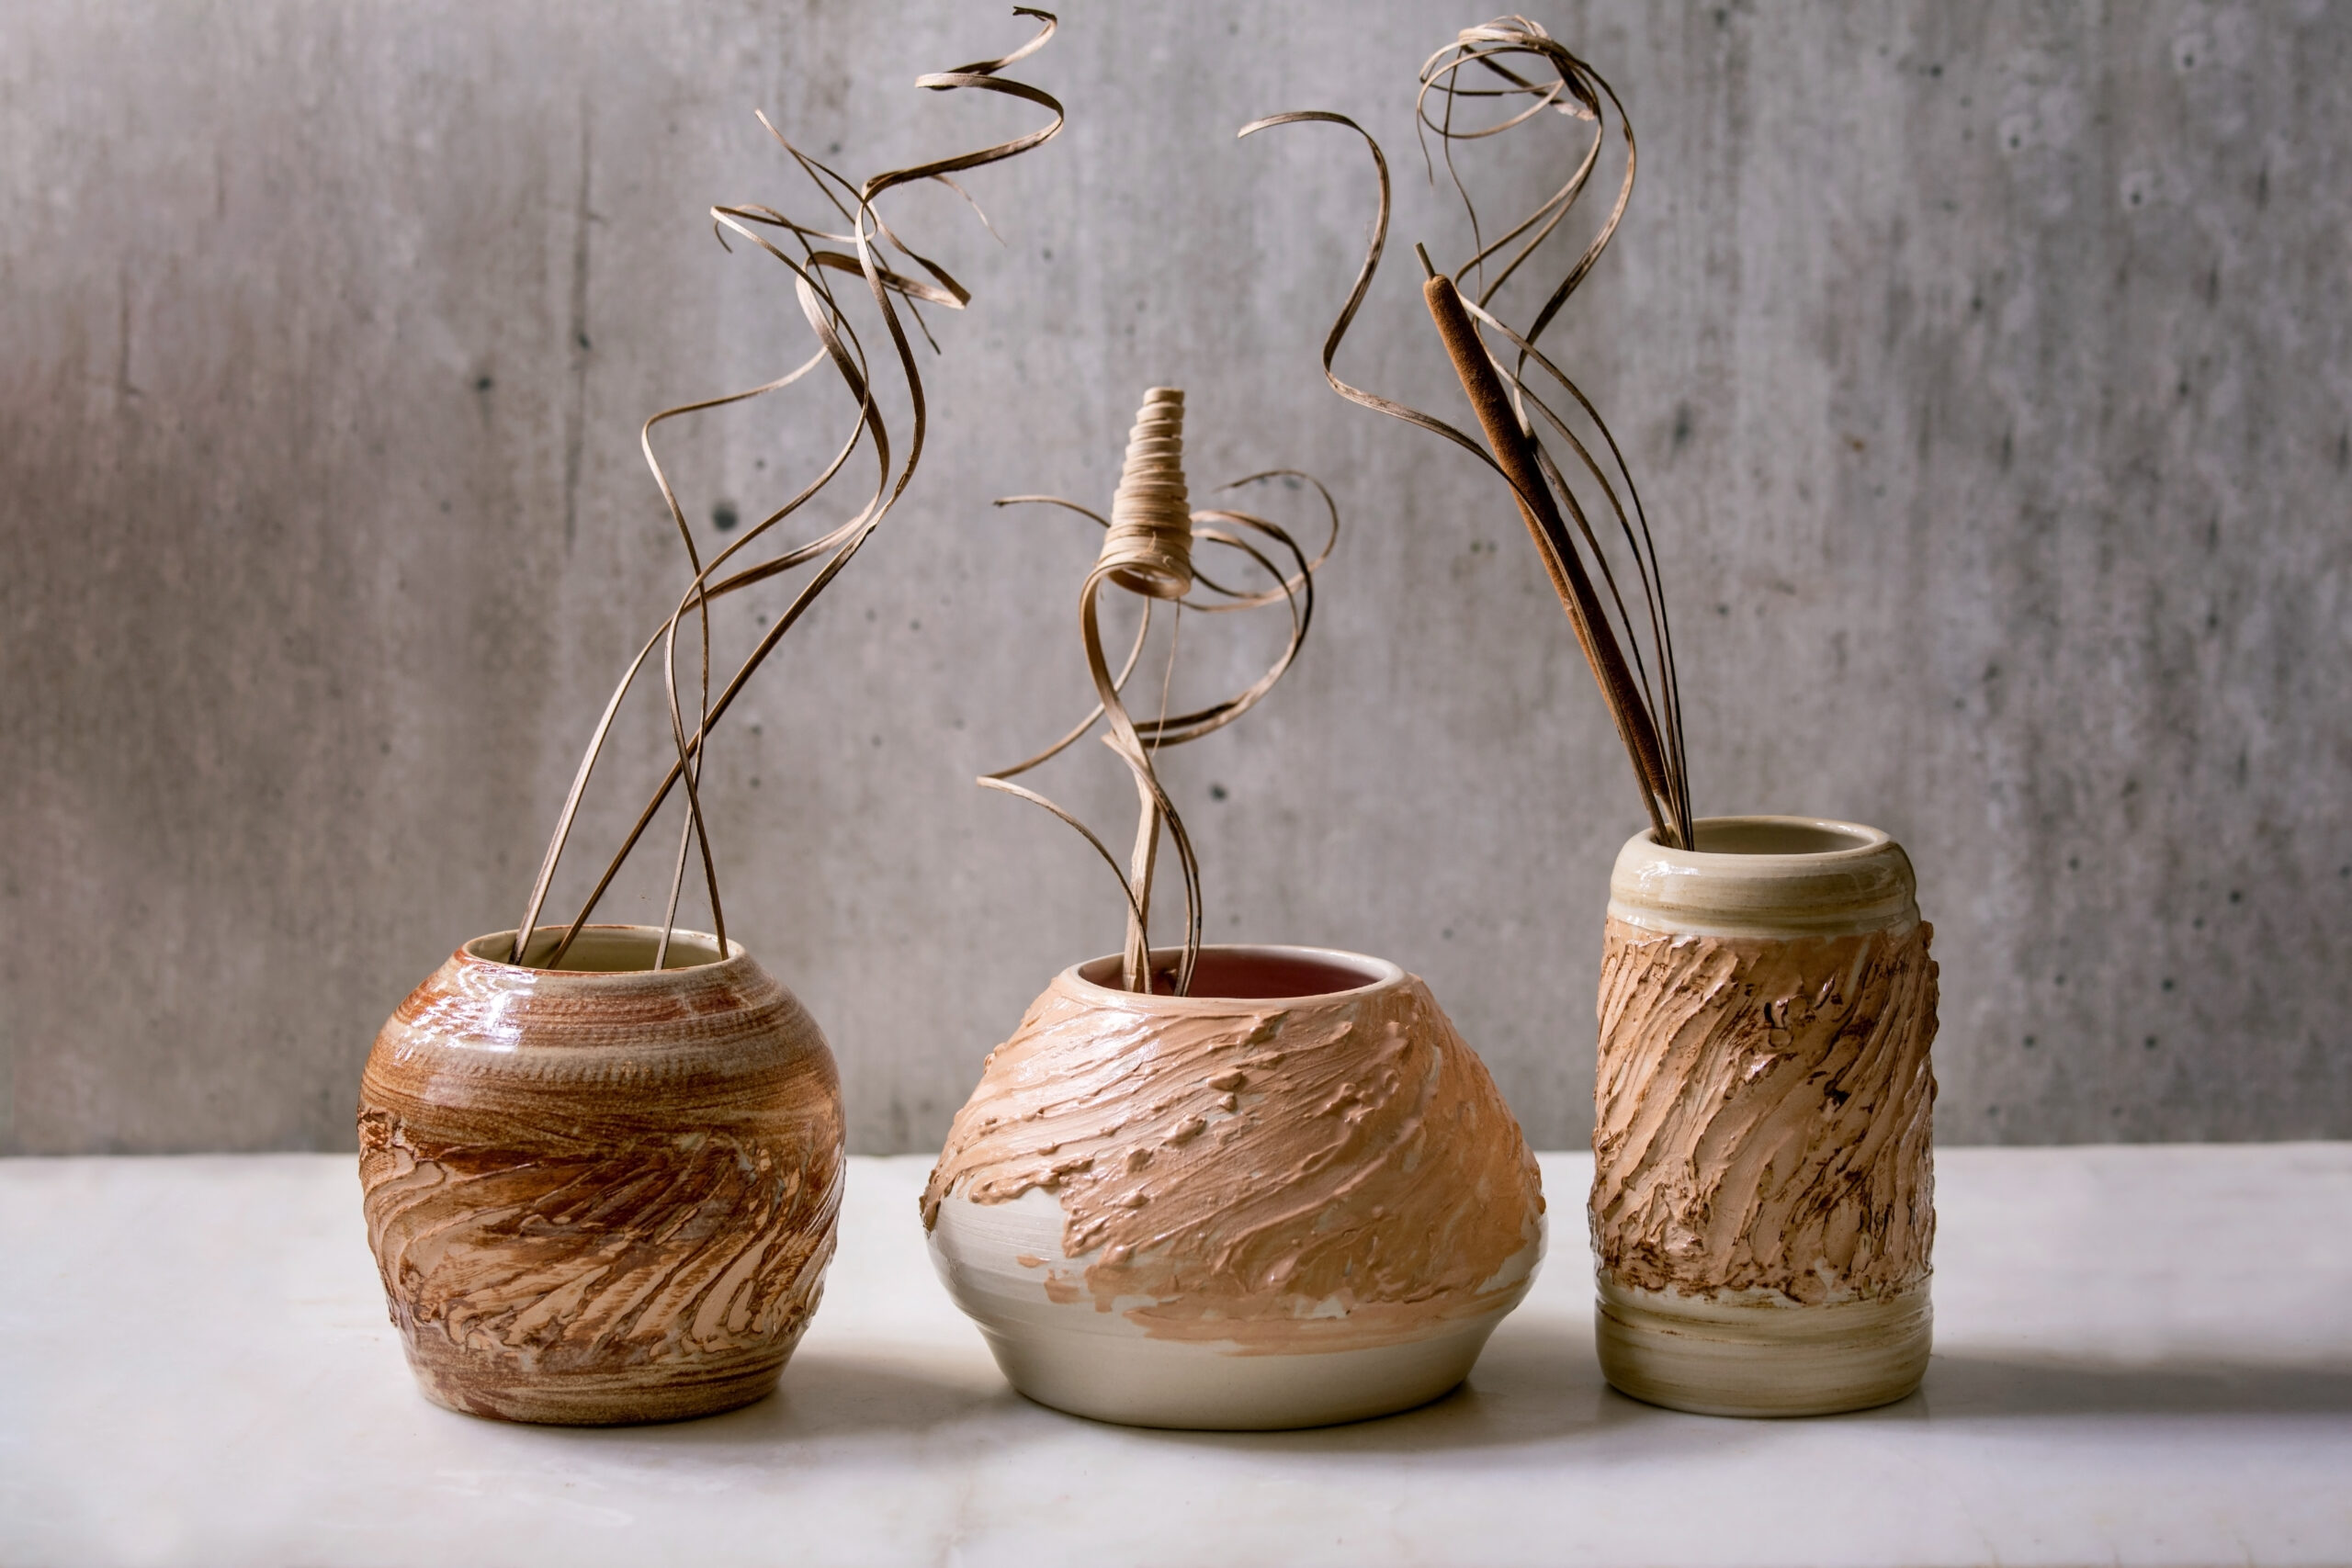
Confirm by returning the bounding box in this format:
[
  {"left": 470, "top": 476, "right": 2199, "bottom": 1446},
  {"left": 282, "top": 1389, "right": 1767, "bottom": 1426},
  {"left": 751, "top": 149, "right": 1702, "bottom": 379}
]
[
  {"left": 1418, "top": 251, "right": 1676, "bottom": 843},
  {"left": 1244, "top": 17, "right": 1696, "bottom": 852}
]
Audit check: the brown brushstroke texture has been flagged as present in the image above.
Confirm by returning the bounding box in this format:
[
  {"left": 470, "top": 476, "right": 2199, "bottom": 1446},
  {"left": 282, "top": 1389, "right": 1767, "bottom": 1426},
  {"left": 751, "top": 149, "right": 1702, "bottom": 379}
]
[
  {"left": 358, "top": 938, "right": 842, "bottom": 1423},
  {"left": 1590, "top": 918, "right": 1937, "bottom": 1304},
  {"left": 923, "top": 972, "right": 1544, "bottom": 1351}
]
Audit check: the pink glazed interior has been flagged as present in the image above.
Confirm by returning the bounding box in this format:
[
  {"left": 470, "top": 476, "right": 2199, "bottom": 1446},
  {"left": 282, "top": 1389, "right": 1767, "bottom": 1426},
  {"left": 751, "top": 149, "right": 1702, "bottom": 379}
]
[{"left": 1073, "top": 947, "right": 1388, "bottom": 1001}]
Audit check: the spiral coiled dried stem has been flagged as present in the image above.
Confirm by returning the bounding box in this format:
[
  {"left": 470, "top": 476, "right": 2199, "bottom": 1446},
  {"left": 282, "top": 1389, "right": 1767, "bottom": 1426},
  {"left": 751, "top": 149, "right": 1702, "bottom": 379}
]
[
  {"left": 1241, "top": 16, "right": 1694, "bottom": 849},
  {"left": 1099, "top": 388, "right": 1195, "bottom": 600},
  {"left": 505, "top": 8, "right": 1066, "bottom": 969},
  {"left": 984, "top": 389, "right": 1340, "bottom": 996}
]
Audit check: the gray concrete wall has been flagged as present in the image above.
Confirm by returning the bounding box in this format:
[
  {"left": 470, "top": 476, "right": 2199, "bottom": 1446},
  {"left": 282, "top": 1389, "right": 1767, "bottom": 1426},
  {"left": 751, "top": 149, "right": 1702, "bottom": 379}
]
[{"left": 3, "top": 0, "right": 2346, "bottom": 1156}]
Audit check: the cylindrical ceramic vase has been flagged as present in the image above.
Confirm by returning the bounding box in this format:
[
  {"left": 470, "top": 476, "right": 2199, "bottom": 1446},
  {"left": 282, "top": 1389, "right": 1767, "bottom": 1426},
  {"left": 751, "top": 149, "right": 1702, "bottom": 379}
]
[
  {"left": 1590, "top": 817, "right": 1938, "bottom": 1417},
  {"left": 357, "top": 925, "right": 844, "bottom": 1425},
  {"left": 924, "top": 944, "right": 1546, "bottom": 1430}
]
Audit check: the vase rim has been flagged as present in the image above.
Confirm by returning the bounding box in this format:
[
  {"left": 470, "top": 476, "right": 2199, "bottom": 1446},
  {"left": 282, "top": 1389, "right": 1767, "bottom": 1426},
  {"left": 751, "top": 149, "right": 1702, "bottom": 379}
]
[
  {"left": 1641, "top": 814, "right": 1894, "bottom": 863},
  {"left": 456, "top": 924, "right": 748, "bottom": 977},
  {"left": 1058, "top": 942, "right": 1405, "bottom": 1008},
  {"left": 1612, "top": 816, "right": 1917, "bottom": 936}
]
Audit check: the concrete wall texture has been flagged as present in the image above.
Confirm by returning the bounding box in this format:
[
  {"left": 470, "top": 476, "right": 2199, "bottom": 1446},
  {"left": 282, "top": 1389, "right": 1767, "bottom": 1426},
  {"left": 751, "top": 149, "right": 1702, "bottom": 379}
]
[{"left": 4, "top": 0, "right": 2346, "bottom": 1156}]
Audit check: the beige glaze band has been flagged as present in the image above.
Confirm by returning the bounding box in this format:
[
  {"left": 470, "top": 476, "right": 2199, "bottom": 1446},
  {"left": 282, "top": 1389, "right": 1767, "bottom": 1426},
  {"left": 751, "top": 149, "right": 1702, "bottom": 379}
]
[
  {"left": 1607, "top": 815, "right": 1918, "bottom": 938},
  {"left": 1594, "top": 1276, "right": 1932, "bottom": 1417}
]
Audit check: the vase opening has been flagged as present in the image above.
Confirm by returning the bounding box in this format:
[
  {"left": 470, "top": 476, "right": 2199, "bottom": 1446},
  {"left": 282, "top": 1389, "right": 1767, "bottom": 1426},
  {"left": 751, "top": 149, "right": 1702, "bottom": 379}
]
[
  {"left": 1072, "top": 945, "right": 1392, "bottom": 1002},
  {"left": 465, "top": 925, "right": 732, "bottom": 974},
  {"left": 1671, "top": 818, "right": 1884, "bottom": 857}
]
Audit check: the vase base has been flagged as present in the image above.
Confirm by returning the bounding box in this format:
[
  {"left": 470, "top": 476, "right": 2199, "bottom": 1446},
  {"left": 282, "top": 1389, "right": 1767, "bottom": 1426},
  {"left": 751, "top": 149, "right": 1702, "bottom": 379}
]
[
  {"left": 930, "top": 1185, "right": 1534, "bottom": 1430},
  {"left": 1594, "top": 1277, "right": 1929, "bottom": 1417},
  {"left": 401, "top": 1338, "right": 797, "bottom": 1427},
  {"left": 978, "top": 1316, "right": 1502, "bottom": 1430}
]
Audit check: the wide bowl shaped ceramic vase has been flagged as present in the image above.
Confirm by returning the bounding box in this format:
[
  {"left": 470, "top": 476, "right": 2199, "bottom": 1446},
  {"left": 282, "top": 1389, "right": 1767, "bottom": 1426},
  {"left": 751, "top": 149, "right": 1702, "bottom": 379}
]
[
  {"left": 1591, "top": 816, "right": 1938, "bottom": 1416},
  {"left": 357, "top": 924, "right": 844, "bottom": 1425},
  {"left": 924, "top": 943, "right": 1545, "bottom": 1430}
]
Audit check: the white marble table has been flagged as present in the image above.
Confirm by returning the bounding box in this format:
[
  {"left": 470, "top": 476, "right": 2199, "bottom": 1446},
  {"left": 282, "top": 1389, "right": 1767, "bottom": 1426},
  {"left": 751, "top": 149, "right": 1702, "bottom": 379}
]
[{"left": 4, "top": 1145, "right": 2348, "bottom": 1567}]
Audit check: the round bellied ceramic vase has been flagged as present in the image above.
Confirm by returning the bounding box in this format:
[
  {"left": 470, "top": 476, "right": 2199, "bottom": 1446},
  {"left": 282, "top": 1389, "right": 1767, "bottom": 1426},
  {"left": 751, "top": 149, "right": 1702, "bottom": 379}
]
[
  {"left": 924, "top": 943, "right": 1546, "bottom": 1430},
  {"left": 1589, "top": 816, "right": 1938, "bottom": 1417},
  {"left": 357, "top": 924, "right": 845, "bottom": 1425}
]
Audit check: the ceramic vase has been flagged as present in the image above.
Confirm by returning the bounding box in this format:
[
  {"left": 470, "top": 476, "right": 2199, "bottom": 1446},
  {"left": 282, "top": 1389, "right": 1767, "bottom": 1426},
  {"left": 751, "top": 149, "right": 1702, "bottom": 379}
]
[
  {"left": 357, "top": 924, "right": 844, "bottom": 1425},
  {"left": 924, "top": 943, "right": 1545, "bottom": 1430},
  {"left": 1589, "top": 816, "right": 1938, "bottom": 1416}
]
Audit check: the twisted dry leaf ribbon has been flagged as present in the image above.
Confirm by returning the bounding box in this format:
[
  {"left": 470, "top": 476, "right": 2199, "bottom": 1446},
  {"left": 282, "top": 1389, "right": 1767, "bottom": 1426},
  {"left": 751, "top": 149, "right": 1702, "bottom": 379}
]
[
  {"left": 1241, "top": 16, "right": 1693, "bottom": 848},
  {"left": 509, "top": 8, "right": 1067, "bottom": 969},
  {"left": 983, "top": 400, "right": 1338, "bottom": 996}
]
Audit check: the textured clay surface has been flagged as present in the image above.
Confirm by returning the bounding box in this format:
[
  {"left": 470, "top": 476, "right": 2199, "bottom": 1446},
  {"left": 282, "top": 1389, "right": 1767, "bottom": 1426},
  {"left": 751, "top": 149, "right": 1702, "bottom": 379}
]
[
  {"left": 924, "top": 966, "right": 1544, "bottom": 1350},
  {"left": 358, "top": 940, "right": 844, "bottom": 1424},
  {"left": 1590, "top": 918, "right": 1937, "bottom": 1304}
]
